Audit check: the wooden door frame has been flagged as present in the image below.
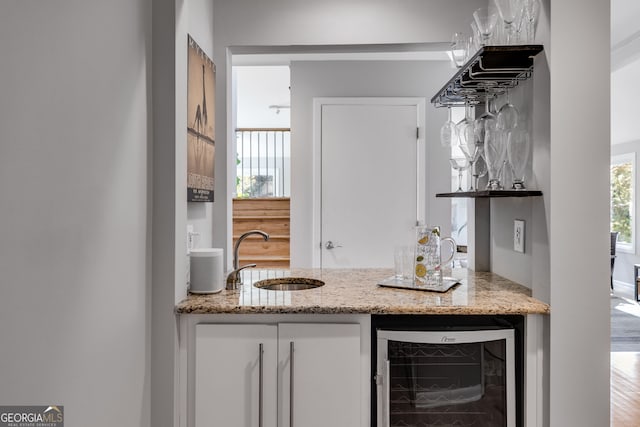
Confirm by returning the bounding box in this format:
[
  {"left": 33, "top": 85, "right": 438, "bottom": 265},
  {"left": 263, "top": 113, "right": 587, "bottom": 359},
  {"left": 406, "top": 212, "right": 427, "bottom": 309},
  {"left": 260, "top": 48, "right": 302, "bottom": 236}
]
[{"left": 311, "top": 97, "right": 427, "bottom": 268}]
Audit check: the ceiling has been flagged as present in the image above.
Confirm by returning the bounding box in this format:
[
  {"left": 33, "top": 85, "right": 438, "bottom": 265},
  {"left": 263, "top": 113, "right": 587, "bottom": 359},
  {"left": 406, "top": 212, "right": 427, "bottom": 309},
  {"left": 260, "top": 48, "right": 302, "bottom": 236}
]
[
  {"left": 612, "top": 0, "right": 640, "bottom": 47},
  {"left": 612, "top": 0, "right": 640, "bottom": 70}
]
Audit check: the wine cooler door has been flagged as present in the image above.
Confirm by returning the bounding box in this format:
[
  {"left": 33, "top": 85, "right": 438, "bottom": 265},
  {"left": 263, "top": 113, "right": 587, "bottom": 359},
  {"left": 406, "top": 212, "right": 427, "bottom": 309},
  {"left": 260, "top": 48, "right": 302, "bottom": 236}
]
[{"left": 377, "top": 329, "right": 515, "bottom": 427}]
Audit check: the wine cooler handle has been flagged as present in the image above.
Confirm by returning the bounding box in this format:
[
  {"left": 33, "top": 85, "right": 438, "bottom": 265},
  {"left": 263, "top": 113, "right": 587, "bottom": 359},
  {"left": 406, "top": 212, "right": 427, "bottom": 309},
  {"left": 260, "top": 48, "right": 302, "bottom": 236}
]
[
  {"left": 259, "top": 343, "right": 263, "bottom": 427},
  {"left": 290, "top": 341, "right": 295, "bottom": 427},
  {"left": 385, "top": 359, "right": 390, "bottom": 427}
]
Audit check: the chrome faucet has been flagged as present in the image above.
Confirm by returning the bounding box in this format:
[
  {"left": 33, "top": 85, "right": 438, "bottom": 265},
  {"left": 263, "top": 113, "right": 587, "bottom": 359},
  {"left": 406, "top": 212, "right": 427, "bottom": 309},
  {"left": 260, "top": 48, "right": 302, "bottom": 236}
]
[{"left": 226, "top": 229, "right": 270, "bottom": 290}]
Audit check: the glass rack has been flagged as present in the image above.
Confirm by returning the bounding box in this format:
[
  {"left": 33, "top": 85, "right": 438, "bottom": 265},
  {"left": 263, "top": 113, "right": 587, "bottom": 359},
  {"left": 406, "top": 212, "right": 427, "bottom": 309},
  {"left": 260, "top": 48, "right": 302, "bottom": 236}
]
[{"left": 431, "top": 45, "right": 544, "bottom": 108}]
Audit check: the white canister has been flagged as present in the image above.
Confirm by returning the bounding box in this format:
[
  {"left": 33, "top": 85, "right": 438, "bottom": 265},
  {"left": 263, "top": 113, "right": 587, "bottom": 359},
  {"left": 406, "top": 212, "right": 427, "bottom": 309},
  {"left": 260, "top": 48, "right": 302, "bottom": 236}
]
[{"left": 189, "top": 248, "right": 224, "bottom": 294}]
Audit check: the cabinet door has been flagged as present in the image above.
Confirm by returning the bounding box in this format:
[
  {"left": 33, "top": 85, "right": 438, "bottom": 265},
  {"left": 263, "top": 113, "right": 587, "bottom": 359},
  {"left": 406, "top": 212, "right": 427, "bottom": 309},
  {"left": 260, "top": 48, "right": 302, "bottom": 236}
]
[
  {"left": 196, "top": 324, "right": 277, "bottom": 427},
  {"left": 278, "top": 323, "right": 361, "bottom": 427}
]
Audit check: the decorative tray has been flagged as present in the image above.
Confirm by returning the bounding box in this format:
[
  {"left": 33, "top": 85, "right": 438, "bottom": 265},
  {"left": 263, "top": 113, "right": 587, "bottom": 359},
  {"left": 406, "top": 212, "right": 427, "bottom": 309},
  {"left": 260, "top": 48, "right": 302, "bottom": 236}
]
[{"left": 377, "top": 277, "right": 461, "bottom": 293}]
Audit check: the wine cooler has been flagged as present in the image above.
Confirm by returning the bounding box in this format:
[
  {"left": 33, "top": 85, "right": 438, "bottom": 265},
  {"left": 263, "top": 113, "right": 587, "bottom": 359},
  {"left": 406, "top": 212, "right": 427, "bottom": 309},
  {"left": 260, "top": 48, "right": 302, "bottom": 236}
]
[{"left": 375, "top": 323, "right": 517, "bottom": 427}]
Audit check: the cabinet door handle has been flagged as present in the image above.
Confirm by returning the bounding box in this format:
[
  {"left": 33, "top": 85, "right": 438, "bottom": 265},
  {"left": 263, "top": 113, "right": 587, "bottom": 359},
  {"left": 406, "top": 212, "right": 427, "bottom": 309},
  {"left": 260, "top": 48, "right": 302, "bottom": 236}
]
[
  {"left": 289, "top": 341, "right": 294, "bottom": 427},
  {"left": 259, "top": 343, "right": 264, "bottom": 427}
]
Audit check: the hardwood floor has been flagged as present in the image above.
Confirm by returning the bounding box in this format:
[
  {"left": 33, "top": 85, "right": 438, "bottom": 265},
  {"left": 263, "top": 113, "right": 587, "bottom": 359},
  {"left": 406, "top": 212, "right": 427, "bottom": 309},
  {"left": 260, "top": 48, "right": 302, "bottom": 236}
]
[
  {"left": 611, "top": 281, "right": 640, "bottom": 426},
  {"left": 611, "top": 352, "right": 640, "bottom": 426}
]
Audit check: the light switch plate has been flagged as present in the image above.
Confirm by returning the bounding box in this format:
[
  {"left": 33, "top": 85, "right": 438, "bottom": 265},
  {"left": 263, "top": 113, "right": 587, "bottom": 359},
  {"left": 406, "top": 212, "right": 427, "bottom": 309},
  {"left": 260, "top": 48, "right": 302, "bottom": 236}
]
[{"left": 514, "top": 219, "right": 525, "bottom": 253}]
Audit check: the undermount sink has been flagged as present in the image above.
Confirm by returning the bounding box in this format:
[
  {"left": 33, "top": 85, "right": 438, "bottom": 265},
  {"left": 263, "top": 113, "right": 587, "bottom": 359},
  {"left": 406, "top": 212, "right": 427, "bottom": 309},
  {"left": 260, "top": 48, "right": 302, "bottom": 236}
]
[{"left": 253, "top": 277, "right": 325, "bottom": 291}]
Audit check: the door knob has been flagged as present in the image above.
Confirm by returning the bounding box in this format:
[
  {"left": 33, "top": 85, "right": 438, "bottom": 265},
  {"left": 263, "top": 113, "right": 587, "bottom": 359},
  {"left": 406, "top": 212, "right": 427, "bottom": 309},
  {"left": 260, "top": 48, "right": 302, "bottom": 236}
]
[{"left": 325, "top": 241, "right": 343, "bottom": 250}]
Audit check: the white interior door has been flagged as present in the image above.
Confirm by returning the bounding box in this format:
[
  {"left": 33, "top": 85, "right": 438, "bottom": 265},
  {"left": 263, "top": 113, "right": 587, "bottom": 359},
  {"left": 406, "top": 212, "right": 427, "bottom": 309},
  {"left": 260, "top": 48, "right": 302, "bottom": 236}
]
[{"left": 315, "top": 98, "right": 425, "bottom": 268}]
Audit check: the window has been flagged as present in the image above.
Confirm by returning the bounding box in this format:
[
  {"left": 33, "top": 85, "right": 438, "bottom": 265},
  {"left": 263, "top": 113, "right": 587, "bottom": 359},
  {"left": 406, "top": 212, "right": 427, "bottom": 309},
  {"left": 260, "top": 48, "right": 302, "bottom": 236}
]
[{"left": 611, "top": 153, "right": 635, "bottom": 253}]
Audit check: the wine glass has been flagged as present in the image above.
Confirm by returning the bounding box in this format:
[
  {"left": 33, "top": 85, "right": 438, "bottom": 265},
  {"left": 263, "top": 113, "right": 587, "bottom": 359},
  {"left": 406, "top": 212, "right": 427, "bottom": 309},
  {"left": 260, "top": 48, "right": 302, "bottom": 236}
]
[
  {"left": 450, "top": 158, "right": 469, "bottom": 192},
  {"left": 513, "top": 3, "right": 527, "bottom": 43},
  {"left": 440, "top": 107, "right": 457, "bottom": 147},
  {"left": 474, "top": 96, "right": 498, "bottom": 146},
  {"left": 497, "top": 92, "right": 519, "bottom": 130},
  {"left": 450, "top": 32, "right": 468, "bottom": 68},
  {"left": 459, "top": 99, "right": 488, "bottom": 192},
  {"left": 455, "top": 103, "right": 475, "bottom": 149},
  {"left": 484, "top": 128, "right": 507, "bottom": 190},
  {"left": 459, "top": 144, "right": 481, "bottom": 191},
  {"left": 468, "top": 20, "right": 481, "bottom": 58},
  {"left": 522, "top": 0, "right": 541, "bottom": 43},
  {"left": 473, "top": 7, "right": 499, "bottom": 46},
  {"left": 473, "top": 153, "right": 488, "bottom": 191},
  {"left": 458, "top": 120, "right": 482, "bottom": 190},
  {"left": 494, "top": 0, "right": 525, "bottom": 45},
  {"left": 507, "top": 127, "right": 531, "bottom": 189}
]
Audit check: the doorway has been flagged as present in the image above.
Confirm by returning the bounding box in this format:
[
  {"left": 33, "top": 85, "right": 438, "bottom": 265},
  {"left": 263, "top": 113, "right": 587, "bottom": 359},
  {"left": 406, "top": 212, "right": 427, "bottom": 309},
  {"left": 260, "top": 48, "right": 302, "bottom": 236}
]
[
  {"left": 313, "top": 98, "right": 426, "bottom": 268},
  {"left": 233, "top": 66, "right": 291, "bottom": 268},
  {"left": 229, "top": 46, "right": 454, "bottom": 269}
]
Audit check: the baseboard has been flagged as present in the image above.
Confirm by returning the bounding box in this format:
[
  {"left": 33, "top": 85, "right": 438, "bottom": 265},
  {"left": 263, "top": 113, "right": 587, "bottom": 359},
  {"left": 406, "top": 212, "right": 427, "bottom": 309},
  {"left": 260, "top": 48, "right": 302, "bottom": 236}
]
[{"left": 613, "top": 279, "right": 633, "bottom": 289}]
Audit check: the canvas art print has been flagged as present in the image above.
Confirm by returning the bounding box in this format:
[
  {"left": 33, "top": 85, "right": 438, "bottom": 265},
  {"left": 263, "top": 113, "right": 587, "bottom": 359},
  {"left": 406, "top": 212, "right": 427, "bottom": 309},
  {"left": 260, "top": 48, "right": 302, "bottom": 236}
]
[{"left": 187, "top": 35, "right": 216, "bottom": 202}]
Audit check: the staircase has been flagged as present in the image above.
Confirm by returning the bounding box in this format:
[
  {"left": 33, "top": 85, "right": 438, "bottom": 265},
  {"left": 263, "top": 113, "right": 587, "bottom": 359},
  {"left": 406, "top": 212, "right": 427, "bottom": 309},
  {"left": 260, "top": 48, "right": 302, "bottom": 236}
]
[{"left": 232, "top": 198, "right": 290, "bottom": 268}]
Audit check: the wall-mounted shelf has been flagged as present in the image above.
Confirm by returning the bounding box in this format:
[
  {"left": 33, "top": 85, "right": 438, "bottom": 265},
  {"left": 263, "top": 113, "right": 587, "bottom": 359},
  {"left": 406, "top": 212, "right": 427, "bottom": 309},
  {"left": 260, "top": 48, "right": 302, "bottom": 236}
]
[
  {"left": 431, "top": 45, "right": 544, "bottom": 107},
  {"left": 436, "top": 190, "right": 543, "bottom": 198}
]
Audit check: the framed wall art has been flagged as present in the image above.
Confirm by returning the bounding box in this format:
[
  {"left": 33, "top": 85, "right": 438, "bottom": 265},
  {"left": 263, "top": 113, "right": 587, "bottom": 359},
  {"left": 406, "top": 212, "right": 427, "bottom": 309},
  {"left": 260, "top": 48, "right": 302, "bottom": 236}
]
[{"left": 187, "top": 35, "right": 216, "bottom": 202}]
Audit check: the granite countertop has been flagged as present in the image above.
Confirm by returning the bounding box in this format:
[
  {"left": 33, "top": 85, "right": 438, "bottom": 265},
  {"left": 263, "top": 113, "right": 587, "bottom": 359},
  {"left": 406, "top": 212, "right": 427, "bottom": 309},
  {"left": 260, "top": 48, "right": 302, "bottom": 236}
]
[{"left": 175, "top": 268, "right": 550, "bottom": 315}]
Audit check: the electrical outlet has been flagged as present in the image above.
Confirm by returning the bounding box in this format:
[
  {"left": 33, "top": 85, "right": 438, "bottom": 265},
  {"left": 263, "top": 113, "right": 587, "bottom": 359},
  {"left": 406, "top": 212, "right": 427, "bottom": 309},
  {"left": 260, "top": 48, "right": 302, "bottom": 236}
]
[{"left": 514, "top": 219, "right": 525, "bottom": 253}]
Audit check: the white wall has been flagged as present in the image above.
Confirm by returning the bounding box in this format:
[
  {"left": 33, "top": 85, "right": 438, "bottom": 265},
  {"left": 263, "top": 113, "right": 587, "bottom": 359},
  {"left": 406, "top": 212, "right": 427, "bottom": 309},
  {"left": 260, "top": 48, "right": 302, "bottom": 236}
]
[
  {"left": 213, "top": 0, "right": 487, "bottom": 46},
  {"left": 612, "top": 59, "right": 640, "bottom": 146},
  {"left": 289, "top": 60, "right": 453, "bottom": 267},
  {"left": 487, "top": 55, "right": 551, "bottom": 298},
  {"left": 549, "top": 1, "right": 611, "bottom": 426},
  {"left": 152, "top": 1, "right": 215, "bottom": 426},
  {"left": 0, "top": 1, "right": 150, "bottom": 426}
]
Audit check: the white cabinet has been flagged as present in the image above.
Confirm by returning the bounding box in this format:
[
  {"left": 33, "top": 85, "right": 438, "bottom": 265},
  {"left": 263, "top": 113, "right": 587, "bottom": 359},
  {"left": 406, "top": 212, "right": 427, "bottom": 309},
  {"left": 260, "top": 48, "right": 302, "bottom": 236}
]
[
  {"left": 195, "top": 323, "right": 361, "bottom": 427},
  {"left": 278, "top": 323, "right": 361, "bottom": 427},
  {"left": 195, "top": 324, "right": 278, "bottom": 427}
]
